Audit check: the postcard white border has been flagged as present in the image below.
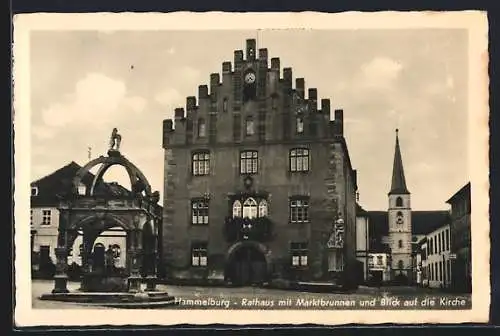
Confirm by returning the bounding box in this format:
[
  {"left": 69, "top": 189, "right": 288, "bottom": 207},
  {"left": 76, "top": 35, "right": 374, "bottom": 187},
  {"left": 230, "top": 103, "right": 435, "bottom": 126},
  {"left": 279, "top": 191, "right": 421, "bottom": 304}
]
[{"left": 13, "top": 11, "right": 490, "bottom": 326}]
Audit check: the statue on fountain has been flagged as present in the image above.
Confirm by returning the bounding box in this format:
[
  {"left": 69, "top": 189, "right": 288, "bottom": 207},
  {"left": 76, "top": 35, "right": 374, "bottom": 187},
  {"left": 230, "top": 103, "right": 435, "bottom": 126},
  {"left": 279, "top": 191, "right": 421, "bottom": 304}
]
[{"left": 108, "top": 128, "right": 122, "bottom": 156}]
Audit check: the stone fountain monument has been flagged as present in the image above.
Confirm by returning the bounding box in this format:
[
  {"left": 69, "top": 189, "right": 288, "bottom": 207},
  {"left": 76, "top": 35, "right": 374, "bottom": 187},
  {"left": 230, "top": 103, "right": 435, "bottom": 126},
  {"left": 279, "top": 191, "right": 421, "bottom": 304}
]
[{"left": 40, "top": 129, "right": 175, "bottom": 308}]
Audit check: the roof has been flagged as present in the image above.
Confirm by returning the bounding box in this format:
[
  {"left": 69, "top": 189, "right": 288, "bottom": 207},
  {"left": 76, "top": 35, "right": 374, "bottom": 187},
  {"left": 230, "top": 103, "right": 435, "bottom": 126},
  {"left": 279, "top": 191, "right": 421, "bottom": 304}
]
[
  {"left": 367, "top": 210, "right": 451, "bottom": 237},
  {"left": 446, "top": 182, "right": 471, "bottom": 204},
  {"left": 388, "top": 129, "right": 410, "bottom": 195},
  {"left": 30, "top": 161, "right": 132, "bottom": 207}
]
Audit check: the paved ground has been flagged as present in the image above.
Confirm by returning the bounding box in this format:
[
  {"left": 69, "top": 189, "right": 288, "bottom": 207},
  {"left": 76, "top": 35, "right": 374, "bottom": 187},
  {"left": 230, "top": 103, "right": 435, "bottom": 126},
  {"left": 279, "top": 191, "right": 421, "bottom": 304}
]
[{"left": 31, "top": 280, "right": 469, "bottom": 310}]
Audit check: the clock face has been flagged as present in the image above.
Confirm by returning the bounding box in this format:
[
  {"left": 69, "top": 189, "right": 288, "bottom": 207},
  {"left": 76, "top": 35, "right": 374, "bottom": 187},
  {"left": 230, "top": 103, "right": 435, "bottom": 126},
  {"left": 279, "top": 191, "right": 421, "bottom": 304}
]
[
  {"left": 396, "top": 216, "right": 404, "bottom": 224},
  {"left": 245, "top": 72, "right": 256, "bottom": 84}
]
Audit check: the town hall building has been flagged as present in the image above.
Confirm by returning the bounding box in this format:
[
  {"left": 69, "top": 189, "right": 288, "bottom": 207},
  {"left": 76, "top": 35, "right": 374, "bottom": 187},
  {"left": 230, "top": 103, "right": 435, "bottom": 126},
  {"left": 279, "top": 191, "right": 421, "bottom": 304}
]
[{"left": 161, "top": 39, "right": 361, "bottom": 288}]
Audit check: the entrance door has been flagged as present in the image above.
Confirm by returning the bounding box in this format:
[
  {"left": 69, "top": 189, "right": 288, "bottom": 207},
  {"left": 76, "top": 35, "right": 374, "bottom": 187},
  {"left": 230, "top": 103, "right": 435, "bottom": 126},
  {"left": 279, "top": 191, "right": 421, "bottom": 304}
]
[{"left": 227, "top": 246, "right": 267, "bottom": 286}]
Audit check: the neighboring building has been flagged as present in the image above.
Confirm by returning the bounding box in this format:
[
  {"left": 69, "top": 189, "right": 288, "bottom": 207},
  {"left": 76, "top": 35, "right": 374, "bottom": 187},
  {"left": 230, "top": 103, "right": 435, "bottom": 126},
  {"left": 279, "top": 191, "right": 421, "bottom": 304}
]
[
  {"left": 416, "top": 237, "right": 428, "bottom": 287},
  {"left": 425, "top": 223, "right": 452, "bottom": 289},
  {"left": 162, "top": 38, "right": 361, "bottom": 288},
  {"left": 446, "top": 182, "right": 472, "bottom": 293},
  {"left": 367, "top": 253, "right": 391, "bottom": 284},
  {"left": 356, "top": 130, "right": 452, "bottom": 285},
  {"left": 356, "top": 204, "right": 370, "bottom": 282},
  {"left": 30, "top": 162, "right": 132, "bottom": 278}
]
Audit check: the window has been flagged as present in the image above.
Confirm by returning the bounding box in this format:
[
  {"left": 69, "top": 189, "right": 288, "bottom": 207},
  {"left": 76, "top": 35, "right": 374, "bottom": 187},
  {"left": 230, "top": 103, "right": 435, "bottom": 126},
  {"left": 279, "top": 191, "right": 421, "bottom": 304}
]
[
  {"left": 31, "top": 186, "right": 39, "bottom": 196},
  {"left": 30, "top": 209, "right": 33, "bottom": 226},
  {"left": 198, "top": 118, "right": 206, "bottom": 138},
  {"left": 445, "top": 229, "right": 450, "bottom": 251},
  {"left": 398, "top": 260, "right": 404, "bottom": 269},
  {"left": 290, "top": 198, "right": 309, "bottom": 223},
  {"left": 290, "top": 148, "right": 310, "bottom": 172},
  {"left": 191, "top": 199, "right": 209, "bottom": 225},
  {"left": 437, "top": 234, "right": 441, "bottom": 253},
  {"left": 396, "top": 197, "right": 403, "bottom": 207},
  {"left": 242, "top": 198, "right": 258, "bottom": 219},
  {"left": 192, "top": 151, "right": 210, "bottom": 176},
  {"left": 223, "top": 98, "right": 228, "bottom": 112},
  {"left": 77, "top": 183, "right": 86, "bottom": 195},
  {"left": 441, "top": 231, "right": 445, "bottom": 253},
  {"left": 240, "top": 150, "right": 258, "bottom": 174},
  {"left": 41, "top": 210, "right": 51, "bottom": 225},
  {"left": 258, "top": 200, "right": 268, "bottom": 217},
  {"left": 245, "top": 116, "right": 255, "bottom": 136},
  {"left": 290, "top": 242, "right": 308, "bottom": 267},
  {"left": 232, "top": 200, "right": 242, "bottom": 218},
  {"left": 376, "top": 255, "right": 383, "bottom": 266},
  {"left": 398, "top": 240, "right": 403, "bottom": 248},
  {"left": 296, "top": 117, "right": 304, "bottom": 134},
  {"left": 191, "top": 242, "right": 208, "bottom": 267}
]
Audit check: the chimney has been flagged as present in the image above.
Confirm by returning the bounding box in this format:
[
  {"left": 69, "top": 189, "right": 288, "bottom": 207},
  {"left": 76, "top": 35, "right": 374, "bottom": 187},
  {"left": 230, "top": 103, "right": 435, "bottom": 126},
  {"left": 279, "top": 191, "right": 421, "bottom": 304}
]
[{"left": 174, "top": 108, "right": 185, "bottom": 119}]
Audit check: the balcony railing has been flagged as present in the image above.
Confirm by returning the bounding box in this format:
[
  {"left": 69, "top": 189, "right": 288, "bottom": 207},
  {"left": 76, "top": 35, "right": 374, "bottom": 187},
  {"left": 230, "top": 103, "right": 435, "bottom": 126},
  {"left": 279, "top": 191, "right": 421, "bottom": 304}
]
[{"left": 224, "top": 216, "right": 274, "bottom": 242}]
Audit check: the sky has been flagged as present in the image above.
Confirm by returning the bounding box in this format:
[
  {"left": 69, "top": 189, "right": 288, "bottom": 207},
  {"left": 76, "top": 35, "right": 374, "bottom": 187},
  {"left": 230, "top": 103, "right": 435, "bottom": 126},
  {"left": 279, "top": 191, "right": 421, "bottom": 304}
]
[{"left": 29, "top": 29, "right": 469, "bottom": 211}]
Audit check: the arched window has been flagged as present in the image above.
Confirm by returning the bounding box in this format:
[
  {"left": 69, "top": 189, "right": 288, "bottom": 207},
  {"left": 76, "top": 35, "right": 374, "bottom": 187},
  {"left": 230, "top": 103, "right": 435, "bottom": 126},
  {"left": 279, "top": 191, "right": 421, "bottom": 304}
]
[
  {"left": 396, "top": 197, "right": 403, "bottom": 207},
  {"left": 232, "top": 200, "right": 242, "bottom": 218},
  {"left": 398, "top": 260, "right": 404, "bottom": 269},
  {"left": 198, "top": 118, "right": 206, "bottom": 138},
  {"left": 397, "top": 211, "right": 403, "bottom": 217},
  {"left": 242, "top": 198, "right": 258, "bottom": 219},
  {"left": 398, "top": 240, "right": 403, "bottom": 248},
  {"left": 258, "top": 200, "right": 268, "bottom": 217},
  {"left": 223, "top": 98, "right": 228, "bottom": 112}
]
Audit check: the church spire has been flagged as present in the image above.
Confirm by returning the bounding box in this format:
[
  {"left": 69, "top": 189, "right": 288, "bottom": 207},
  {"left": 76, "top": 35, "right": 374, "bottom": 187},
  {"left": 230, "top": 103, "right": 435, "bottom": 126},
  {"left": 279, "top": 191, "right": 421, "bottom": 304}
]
[{"left": 389, "top": 129, "right": 410, "bottom": 195}]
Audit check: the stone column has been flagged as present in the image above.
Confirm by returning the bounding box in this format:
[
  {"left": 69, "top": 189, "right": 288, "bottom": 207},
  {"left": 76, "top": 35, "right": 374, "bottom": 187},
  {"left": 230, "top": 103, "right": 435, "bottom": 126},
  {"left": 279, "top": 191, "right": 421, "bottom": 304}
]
[
  {"left": 127, "top": 229, "right": 143, "bottom": 293},
  {"left": 52, "top": 229, "right": 69, "bottom": 294},
  {"left": 79, "top": 233, "right": 93, "bottom": 291}
]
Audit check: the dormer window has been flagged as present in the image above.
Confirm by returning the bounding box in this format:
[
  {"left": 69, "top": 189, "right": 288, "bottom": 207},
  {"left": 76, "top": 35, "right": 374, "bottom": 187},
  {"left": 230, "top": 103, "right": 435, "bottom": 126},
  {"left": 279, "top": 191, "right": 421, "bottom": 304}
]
[{"left": 31, "top": 186, "right": 38, "bottom": 196}]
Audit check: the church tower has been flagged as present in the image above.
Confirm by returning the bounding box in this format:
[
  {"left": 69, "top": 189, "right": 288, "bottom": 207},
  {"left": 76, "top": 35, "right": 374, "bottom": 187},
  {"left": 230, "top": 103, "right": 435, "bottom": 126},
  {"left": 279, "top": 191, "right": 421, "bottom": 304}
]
[{"left": 387, "top": 129, "right": 412, "bottom": 282}]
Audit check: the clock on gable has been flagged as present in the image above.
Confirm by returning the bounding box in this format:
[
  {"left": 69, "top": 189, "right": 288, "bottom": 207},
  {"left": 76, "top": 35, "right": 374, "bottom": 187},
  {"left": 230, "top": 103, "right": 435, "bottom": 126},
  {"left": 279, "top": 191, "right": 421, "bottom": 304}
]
[
  {"left": 244, "top": 72, "right": 256, "bottom": 84},
  {"left": 396, "top": 214, "right": 404, "bottom": 225},
  {"left": 243, "top": 69, "right": 257, "bottom": 102}
]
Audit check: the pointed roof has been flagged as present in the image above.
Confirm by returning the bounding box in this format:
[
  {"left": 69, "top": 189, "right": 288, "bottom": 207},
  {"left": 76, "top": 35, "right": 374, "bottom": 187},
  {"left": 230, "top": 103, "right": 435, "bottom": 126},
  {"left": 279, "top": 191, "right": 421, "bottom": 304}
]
[{"left": 389, "top": 129, "right": 410, "bottom": 195}]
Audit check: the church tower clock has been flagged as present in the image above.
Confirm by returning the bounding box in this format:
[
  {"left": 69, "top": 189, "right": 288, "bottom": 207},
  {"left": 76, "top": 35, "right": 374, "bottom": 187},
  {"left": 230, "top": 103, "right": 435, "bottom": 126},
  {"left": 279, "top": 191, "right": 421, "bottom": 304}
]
[{"left": 387, "top": 129, "right": 412, "bottom": 283}]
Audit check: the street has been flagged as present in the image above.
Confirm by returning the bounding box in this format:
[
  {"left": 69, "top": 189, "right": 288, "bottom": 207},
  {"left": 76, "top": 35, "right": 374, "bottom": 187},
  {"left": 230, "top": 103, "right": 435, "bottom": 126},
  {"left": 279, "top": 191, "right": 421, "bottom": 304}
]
[{"left": 31, "top": 280, "right": 471, "bottom": 310}]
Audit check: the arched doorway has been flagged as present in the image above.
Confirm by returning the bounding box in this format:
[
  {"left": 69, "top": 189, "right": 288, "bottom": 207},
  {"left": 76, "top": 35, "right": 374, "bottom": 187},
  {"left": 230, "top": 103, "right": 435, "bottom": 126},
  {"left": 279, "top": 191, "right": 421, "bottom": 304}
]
[{"left": 225, "top": 243, "right": 268, "bottom": 286}]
